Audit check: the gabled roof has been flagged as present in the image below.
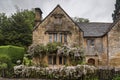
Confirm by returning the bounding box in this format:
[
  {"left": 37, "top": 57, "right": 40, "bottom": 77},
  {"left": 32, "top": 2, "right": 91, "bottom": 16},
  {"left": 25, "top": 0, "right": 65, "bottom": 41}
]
[
  {"left": 77, "top": 22, "right": 112, "bottom": 37},
  {"left": 34, "top": 5, "right": 82, "bottom": 31}
]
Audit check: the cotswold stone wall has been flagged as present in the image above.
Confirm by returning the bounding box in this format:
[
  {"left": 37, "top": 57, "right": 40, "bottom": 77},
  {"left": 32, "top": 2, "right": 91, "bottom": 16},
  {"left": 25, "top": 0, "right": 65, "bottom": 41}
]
[
  {"left": 108, "top": 21, "right": 120, "bottom": 66},
  {"left": 84, "top": 36, "right": 108, "bottom": 66},
  {"left": 108, "top": 21, "right": 120, "bottom": 57},
  {"left": 33, "top": 6, "right": 83, "bottom": 47}
]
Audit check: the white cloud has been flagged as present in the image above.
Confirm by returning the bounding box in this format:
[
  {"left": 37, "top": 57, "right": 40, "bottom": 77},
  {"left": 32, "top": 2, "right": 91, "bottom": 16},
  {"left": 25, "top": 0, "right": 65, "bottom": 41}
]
[{"left": 0, "top": 0, "right": 116, "bottom": 22}]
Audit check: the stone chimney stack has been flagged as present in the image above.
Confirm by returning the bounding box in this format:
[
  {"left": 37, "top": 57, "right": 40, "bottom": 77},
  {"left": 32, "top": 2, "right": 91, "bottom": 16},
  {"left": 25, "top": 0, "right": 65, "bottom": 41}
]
[{"left": 35, "top": 8, "right": 42, "bottom": 25}]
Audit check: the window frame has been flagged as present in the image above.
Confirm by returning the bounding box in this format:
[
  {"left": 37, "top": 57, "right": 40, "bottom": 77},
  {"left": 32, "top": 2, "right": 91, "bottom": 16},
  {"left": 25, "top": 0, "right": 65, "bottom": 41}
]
[
  {"left": 48, "top": 55, "right": 57, "bottom": 65},
  {"left": 54, "top": 33, "right": 57, "bottom": 42},
  {"left": 49, "top": 34, "right": 53, "bottom": 42},
  {"left": 64, "top": 34, "right": 67, "bottom": 43},
  {"left": 60, "top": 33, "right": 63, "bottom": 43}
]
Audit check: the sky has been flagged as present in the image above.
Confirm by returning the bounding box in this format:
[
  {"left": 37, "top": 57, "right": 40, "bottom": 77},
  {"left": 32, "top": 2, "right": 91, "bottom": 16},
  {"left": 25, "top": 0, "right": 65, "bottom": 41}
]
[{"left": 0, "top": 0, "right": 116, "bottom": 22}]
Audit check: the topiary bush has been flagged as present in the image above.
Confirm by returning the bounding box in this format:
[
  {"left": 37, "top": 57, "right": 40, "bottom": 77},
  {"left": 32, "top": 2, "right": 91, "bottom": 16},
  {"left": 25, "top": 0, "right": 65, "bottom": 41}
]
[{"left": 0, "top": 45, "right": 25, "bottom": 64}]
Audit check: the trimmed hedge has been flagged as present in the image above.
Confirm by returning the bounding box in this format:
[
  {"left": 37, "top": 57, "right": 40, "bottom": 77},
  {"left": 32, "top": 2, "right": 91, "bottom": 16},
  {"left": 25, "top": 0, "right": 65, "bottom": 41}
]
[{"left": 0, "top": 45, "right": 25, "bottom": 64}]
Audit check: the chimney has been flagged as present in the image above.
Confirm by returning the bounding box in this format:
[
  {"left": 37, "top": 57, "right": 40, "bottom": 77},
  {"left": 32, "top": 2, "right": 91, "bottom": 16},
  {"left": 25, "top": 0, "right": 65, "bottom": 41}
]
[{"left": 35, "top": 8, "right": 43, "bottom": 25}]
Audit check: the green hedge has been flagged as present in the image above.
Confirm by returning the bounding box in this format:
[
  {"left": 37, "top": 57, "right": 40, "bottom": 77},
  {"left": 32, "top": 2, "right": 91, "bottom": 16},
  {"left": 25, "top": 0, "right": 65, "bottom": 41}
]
[{"left": 0, "top": 45, "right": 25, "bottom": 64}]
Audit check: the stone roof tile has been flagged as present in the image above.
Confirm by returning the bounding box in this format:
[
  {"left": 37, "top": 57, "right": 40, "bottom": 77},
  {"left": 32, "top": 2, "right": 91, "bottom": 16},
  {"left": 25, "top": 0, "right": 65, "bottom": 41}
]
[{"left": 77, "top": 22, "right": 112, "bottom": 37}]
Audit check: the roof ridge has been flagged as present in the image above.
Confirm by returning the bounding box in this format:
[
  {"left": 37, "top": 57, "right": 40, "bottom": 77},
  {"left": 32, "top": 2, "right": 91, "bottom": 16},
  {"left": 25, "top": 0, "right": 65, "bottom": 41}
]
[{"left": 77, "top": 22, "right": 112, "bottom": 24}]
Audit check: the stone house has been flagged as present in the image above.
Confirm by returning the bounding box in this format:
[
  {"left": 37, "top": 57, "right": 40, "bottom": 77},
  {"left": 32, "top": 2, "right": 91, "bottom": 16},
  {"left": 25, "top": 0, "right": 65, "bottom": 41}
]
[{"left": 32, "top": 5, "right": 120, "bottom": 67}]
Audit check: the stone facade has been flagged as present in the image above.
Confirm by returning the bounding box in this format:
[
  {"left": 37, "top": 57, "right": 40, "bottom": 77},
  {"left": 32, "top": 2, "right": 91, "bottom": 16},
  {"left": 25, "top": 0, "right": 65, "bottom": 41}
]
[
  {"left": 84, "top": 36, "right": 108, "bottom": 66},
  {"left": 108, "top": 20, "right": 120, "bottom": 67},
  {"left": 33, "top": 5, "right": 83, "bottom": 47},
  {"left": 32, "top": 5, "right": 120, "bottom": 67}
]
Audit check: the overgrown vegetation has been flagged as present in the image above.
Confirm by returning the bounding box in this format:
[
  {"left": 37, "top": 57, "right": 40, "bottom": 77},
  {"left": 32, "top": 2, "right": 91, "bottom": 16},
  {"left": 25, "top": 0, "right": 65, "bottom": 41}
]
[
  {"left": 57, "top": 45, "right": 85, "bottom": 65},
  {"left": 28, "top": 42, "right": 84, "bottom": 66}
]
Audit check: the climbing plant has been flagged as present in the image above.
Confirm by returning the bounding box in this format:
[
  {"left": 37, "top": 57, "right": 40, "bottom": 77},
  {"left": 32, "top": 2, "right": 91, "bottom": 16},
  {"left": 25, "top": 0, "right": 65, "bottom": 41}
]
[{"left": 28, "top": 42, "right": 84, "bottom": 66}]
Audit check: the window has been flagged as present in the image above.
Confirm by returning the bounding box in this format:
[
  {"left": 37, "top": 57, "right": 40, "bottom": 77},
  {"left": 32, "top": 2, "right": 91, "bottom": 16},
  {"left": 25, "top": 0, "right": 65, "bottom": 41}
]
[
  {"left": 49, "top": 34, "right": 52, "bottom": 42},
  {"left": 49, "top": 33, "right": 67, "bottom": 43},
  {"left": 64, "top": 34, "right": 67, "bottom": 43},
  {"left": 48, "top": 55, "right": 52, "bottom": 64},
  {"left": 59, "top": 56, "right": 62, "bottom": 64},
  {"left": 59, "top": 56, "right": 67, "bottom": 65},
  {"left": 87, "top": 39, "right": 95, "bottom": 55},
  {"left": 54, "top": 33, "right": 57, "bottom": 42},
  {"left": 63, "top": 56, "right": 67, "bottom": 65},
  {"left": 48, "top": 55, "right": 56, "bottom": 65},
  {"left": 53, "top": 55, "right": 56, "bottom": 65},
  {"left": 87, "top": 39, "right": 95, "bottom": 46},
  {"left": 60, "top": 33, "right": 63, "bottom": 43}
]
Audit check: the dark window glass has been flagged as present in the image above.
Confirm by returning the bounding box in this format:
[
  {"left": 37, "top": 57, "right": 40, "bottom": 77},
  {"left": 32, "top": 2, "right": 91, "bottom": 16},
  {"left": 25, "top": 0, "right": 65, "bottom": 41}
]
[
  {"left": 53, "top": 55, "right": 56, "bottom": 65},
  {"left": 59, "top": 56, "right": 62, "bottom": 64},
  {"left": 48, "top": 55, "right": 52, "bottom": 64},
  {"left": 63, "top": 56, "right": 67, "bottom": 65}
]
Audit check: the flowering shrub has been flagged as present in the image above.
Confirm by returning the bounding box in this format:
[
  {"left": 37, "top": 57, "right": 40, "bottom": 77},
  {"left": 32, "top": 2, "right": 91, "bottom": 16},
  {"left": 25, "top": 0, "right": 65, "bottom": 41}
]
[
  {"left": 28, "top": 43, "right": 85, "bottom": 66},
  {"left": 57, "top": 45, "right": 85, "bottom": 65},
  {"left": 14, "top": 65, "right": 96, "bottom": 79}
]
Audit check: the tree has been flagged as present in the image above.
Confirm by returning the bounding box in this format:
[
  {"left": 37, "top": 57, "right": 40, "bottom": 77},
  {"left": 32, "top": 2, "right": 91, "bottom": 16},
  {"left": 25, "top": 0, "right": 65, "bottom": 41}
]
[
  {"left": 0, "top": 13, "right": 10, "bottom": 45},
  {"left": 72, "top": 17, "right": 89, "bottom": 23},
  {"left": 112, "top": 0, "right": 120, "bottom": 22},
  {"left": 0, "top": 9, "right": 35, "bottom": 47}
]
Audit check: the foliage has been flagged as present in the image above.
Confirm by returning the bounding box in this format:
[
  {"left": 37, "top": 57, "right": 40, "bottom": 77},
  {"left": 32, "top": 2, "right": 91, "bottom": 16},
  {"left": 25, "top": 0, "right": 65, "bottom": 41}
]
[
  {"left": 28, "top": 42, "right": 62, "bottom": 56},
  {"left": 0, "top": 9, "right": 34, "bottom": 47},
  {"left": 113, "top": 75, "right": 120, "bottom": 80},
  {"left": 0, "top": 55, "right": 13, "bottom": 77},
  {"left": 14, "top": 65, "right": 96, "bottom": 79},
  {"left": 57, "top": 45, "right": 85, "bottom": 65},
  {"left": 72, "top": 17, "right": 89, "bottom": 23},
  {"left": 0, "top": 55, "right": 12, "bottom": 69},
  {"left": 112, "top": 0, "right": 120, "bottom": 22},
  {"left": 28, "top": 42, "right": 62, "bottom": 66},
  {"left": 23, "top": 56, "right": 33, "bottom": 66},
  {"left": 46, "top": 42, "right": 62, "bottom": 53},
  {"left": 0, "top": 13, "right": 10, "bottom": 45},
  {"left": 0, "top": 45, "right": 25, "bottom": 64},
  {"left": 28, "top": 44, "right": 47, "bottom": 57},
  {"left": 28, "top": 43, "right": 84, "bottom": 66}
]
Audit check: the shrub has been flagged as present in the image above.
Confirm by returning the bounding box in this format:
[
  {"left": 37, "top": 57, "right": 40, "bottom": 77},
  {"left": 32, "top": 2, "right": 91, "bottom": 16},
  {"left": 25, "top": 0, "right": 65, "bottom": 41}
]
[
  {"left": 113, "top": 75, "right": 120, "bottom": 80},
  {"left": 0, "top": 45, "right": 25, "bottom": 64},
  {"left": 0, "top": 55, "right": 13, "bottom": 77},
  {"left": 14, "top": 65, "right": 97, "bottom": 79}
]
